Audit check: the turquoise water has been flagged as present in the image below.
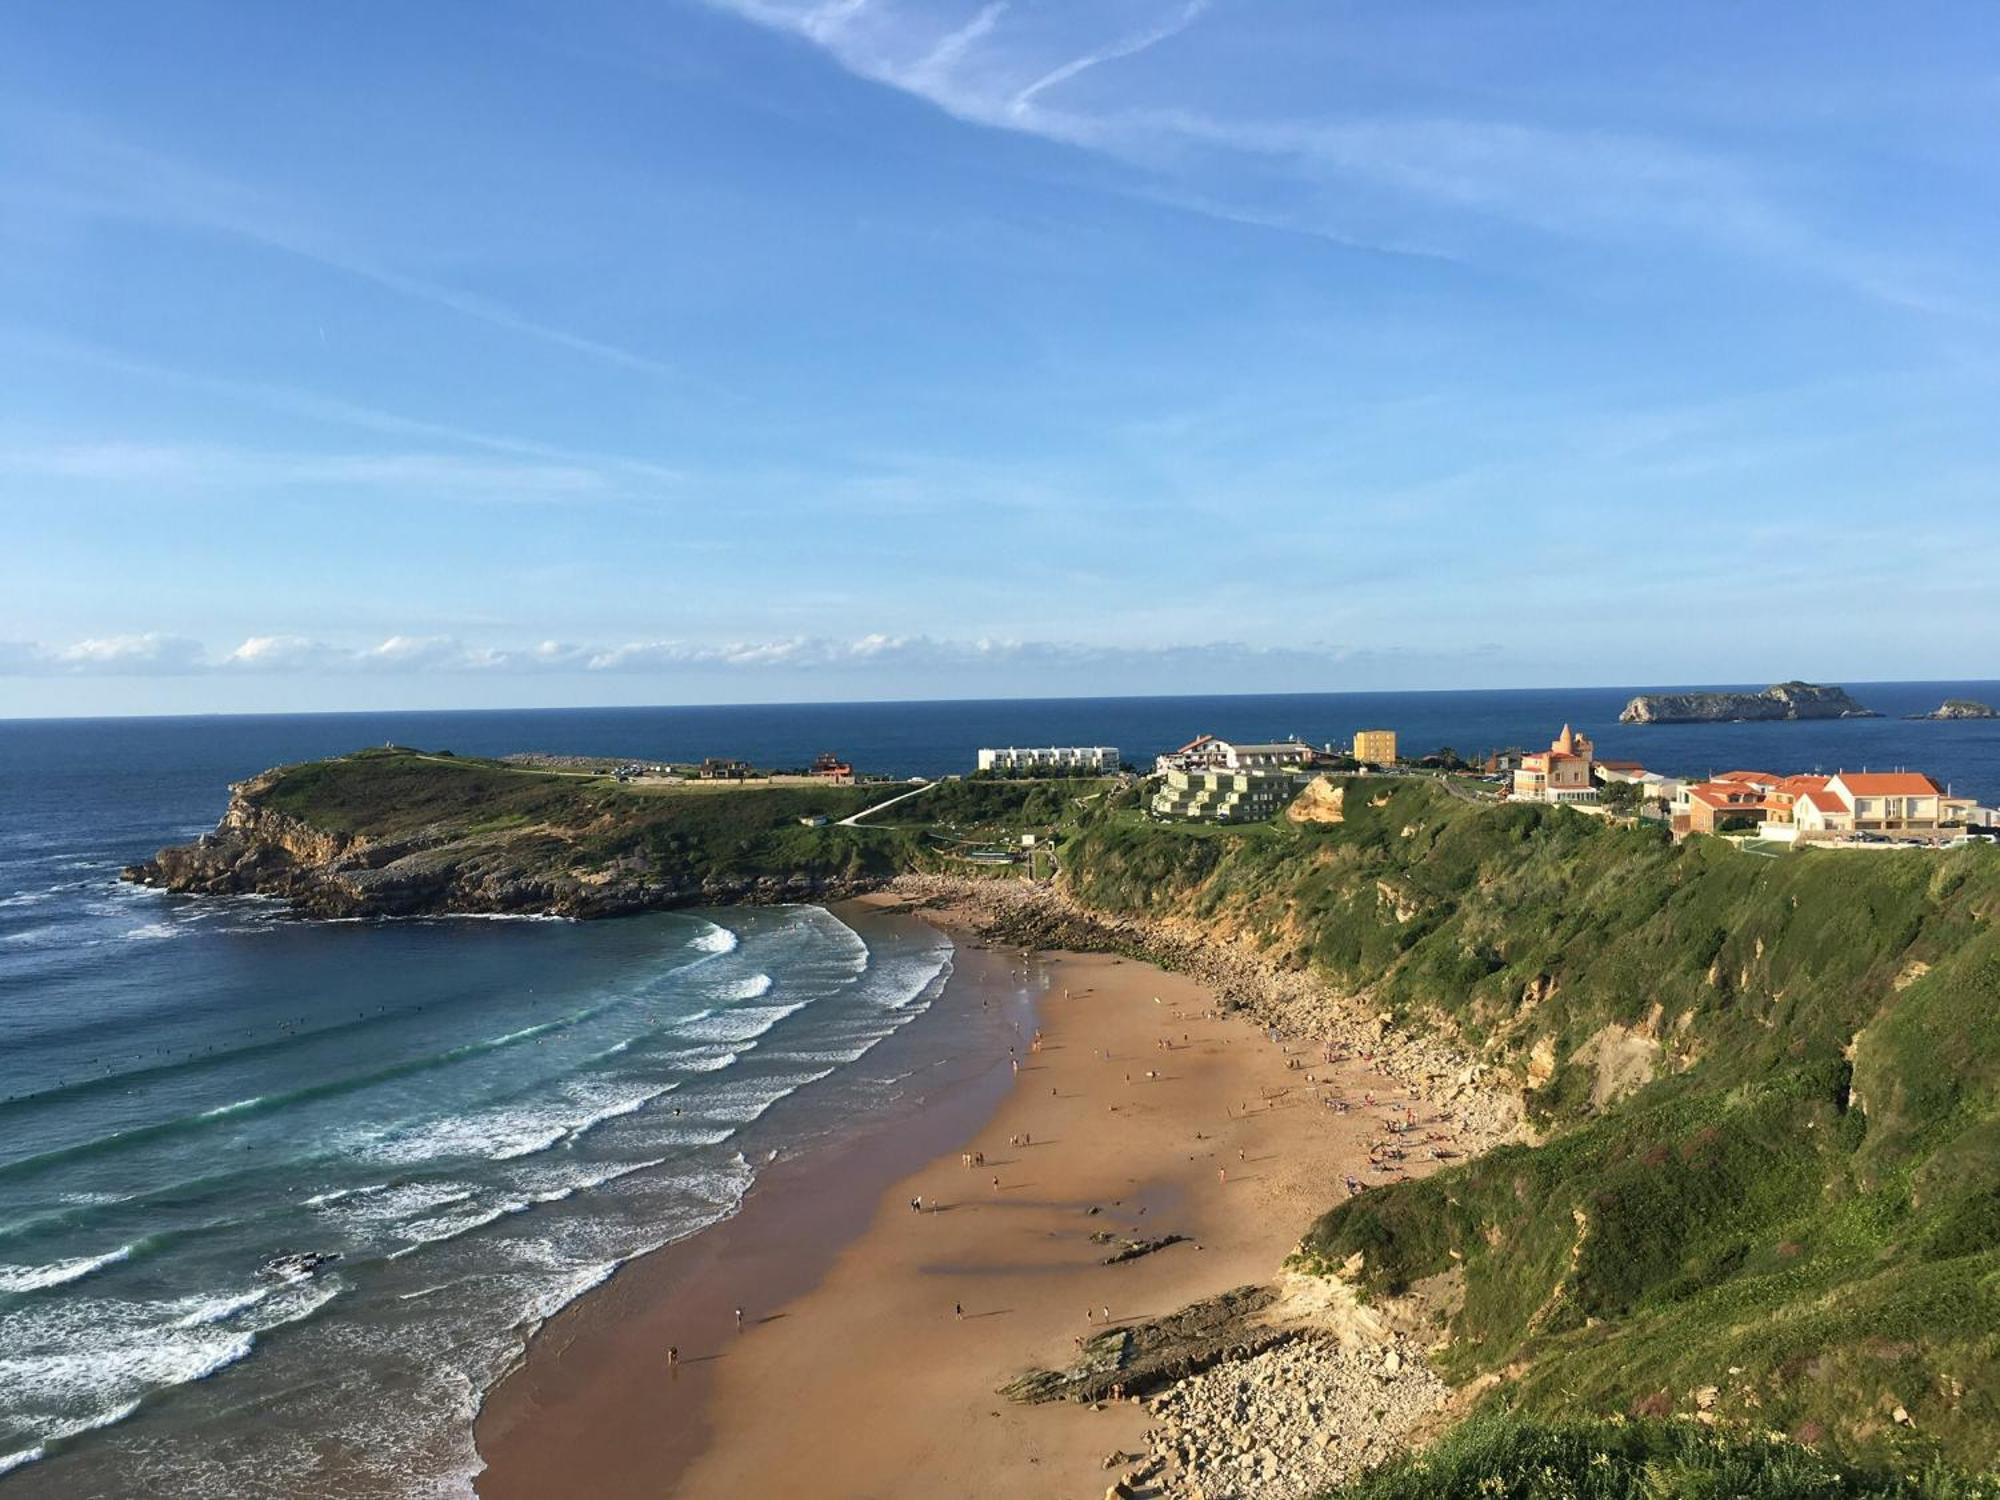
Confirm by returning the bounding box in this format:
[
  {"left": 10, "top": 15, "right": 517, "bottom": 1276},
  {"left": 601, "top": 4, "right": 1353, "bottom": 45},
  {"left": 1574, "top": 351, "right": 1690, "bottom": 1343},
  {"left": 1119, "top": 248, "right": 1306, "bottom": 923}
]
[{"left": 0, "top": 726, "right": 953, "bottom": 1495}]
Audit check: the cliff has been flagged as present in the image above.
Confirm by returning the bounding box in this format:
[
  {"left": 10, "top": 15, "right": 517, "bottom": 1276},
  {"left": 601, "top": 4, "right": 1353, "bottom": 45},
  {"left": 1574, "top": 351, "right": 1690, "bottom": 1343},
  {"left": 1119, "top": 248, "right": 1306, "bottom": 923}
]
[
  {"left": 123, "top": 750, "right": 928, "bottom": 917},
  {"left": 1047, "top": 785, "right": 2000, "bottom": 1472},
  {"left": 123, "top": 749, "right": 1111, "bottom": 919},
  {"left": 1619, "top": 680, "right": 1878, "bottom": 724}
]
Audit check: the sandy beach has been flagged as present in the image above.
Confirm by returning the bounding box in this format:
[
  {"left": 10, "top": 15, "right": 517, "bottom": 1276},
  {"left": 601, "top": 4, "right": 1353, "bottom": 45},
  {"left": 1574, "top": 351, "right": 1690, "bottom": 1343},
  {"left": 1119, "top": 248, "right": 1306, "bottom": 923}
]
[{"left": 477, "top": 899, "right": 1459, "bottom": 1499}]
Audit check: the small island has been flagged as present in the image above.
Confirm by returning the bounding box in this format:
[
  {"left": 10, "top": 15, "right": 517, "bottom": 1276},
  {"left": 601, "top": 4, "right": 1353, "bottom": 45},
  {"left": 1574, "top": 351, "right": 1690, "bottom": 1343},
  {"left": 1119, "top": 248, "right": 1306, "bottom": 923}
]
[
  {"left": 1906, "top": 698, "right": 1998, "bottom": 721},
  {"left": 1618, "top": 680, "right": 1878, "bottom": 724}
]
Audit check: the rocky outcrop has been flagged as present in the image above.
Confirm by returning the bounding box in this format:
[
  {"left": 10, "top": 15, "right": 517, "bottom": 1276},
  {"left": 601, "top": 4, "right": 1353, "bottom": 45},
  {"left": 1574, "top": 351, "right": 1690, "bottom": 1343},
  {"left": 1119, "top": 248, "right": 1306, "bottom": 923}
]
[
  {"left": 1137, "top": 1333, "right": 1449, "bottom": 1499},
  {"left": 1286, "top": 776, "right": 1346, "bottom": 824},
  {"left": 122, "top": 772, "right": 885, "bottom": 919},
  {"left": 1000, "top": 1286, "right": 1286, "bottom": 1405},
  {"left": 1619, "top": 681, "right": 1877, "bottom": 724},
  {"left": 1906, "top": 699, "right": 1997, "bottom": 721}
]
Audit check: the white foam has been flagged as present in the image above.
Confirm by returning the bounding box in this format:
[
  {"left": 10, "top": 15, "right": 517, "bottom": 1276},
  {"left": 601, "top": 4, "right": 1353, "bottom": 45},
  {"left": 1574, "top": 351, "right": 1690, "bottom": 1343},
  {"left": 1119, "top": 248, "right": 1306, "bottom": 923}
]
[
  {"left": 689, "top": 922, "right": 738, "bottom": 955},
  {"left": 198, "top": 1096, "right": 264, "bottom": 1119},
  {"left": 389, "top": 1200, "right": 531, "bottom": 1258},
  {"left": 672, "top": 1047, "right": 740, "bottom": 1074},
  {"left": 0, "top": 1444, "right": 45, "bottom": 1475},
  {"left": 563, "top": 1083, "right": 678, "bottom": 1146},
  {"left": 323, "top": 1181, "right": 478, "bottom": 1225},
  {"left": 717, "top": 972, "right": 774, "bottom": 1001},
  {"left": 121, "top": 921, "right": 182, "bottom": 942},
  {"left": 171, "top": 1287, "right": 272, "bottom": 1327},
  {"left": 0, "top": 1244, "right": 133, "bottom": 1294},
  {"left": 673, "top": 1001, "right": 807, "bottom": 1045},
  {"left": 692, "top": 1068, "right": 836, "bottom": 1125},
  {"left": 303, "top": 1181, "right": 389, "bottom": 1208}
]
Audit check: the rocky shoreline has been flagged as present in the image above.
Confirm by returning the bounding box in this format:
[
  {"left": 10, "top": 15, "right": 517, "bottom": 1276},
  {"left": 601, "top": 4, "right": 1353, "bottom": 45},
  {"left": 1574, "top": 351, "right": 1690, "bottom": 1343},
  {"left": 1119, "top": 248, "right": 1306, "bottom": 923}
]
[
  {"left": 120, "top": 771, "right": 886, "bottom": 919},
  {"left": 884, "top": 875, "right": 1521, "bottom": 1498},
  {"left": 883, "top": 874, "right": 1522, "bottom": 1145}
]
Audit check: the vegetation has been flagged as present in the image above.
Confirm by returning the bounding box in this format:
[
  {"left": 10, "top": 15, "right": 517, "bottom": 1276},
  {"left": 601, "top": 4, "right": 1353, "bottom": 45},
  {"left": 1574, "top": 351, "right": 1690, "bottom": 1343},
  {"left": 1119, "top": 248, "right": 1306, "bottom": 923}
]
[
  {"left": 248, "top": 748, "right": 1109, "bottom": 887},
  {"left": 1323, "top": 1414, "right": 1999, "bottom": 1499},
  {"left": 218, "top": 755, "right": 2000, "bottom": 1473},
  {"left": 1056, "top": 779, "right": 2000, "bottom": 1469}
]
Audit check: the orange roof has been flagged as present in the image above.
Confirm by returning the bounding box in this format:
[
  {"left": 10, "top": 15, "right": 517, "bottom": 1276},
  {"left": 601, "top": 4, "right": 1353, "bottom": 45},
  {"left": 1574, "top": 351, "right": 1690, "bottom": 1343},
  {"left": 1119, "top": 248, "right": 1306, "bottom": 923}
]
[
  {"left": 1597, "top": 759, "right": 1646, "bottom": 773},
  {"left": 1687, "top": 782, "right": 1768, "bottom": 810},
  {"left": 1776, "top": 774, "right": 1831, "bottom": 795},
  {"left": 1834, "top": 772, "right": 1942, "bottom": 796},
  {"left": 1799, "top": 790, "right": 1847, "bottom": 814},
  {"left": 1714, "top": 770, "right": 1779, "bottom": 786}
]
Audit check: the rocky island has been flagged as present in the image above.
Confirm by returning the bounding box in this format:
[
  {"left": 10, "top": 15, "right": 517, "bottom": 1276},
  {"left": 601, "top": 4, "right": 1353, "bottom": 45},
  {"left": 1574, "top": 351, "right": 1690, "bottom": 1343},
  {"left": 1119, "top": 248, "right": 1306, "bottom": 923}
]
[
  {"left": 1906, "top": 698, "right": 1998, "bottom": 721},
  {"left": 1618, "top": 679, "right": 1878, "bottom": 724}
]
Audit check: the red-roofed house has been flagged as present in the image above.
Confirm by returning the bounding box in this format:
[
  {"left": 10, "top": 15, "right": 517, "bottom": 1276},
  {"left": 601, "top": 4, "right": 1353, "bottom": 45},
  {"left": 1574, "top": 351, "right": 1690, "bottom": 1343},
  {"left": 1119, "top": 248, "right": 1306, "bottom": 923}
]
[
  {"left": 1826, "top": 772, "right": 1946, "bottom": 833},
  {"left": 1789, "top": 788, "right": 1854, "bottom": 837},
  {"left": 1674, "top": 779, "right": 1772, "bottom": 835}
]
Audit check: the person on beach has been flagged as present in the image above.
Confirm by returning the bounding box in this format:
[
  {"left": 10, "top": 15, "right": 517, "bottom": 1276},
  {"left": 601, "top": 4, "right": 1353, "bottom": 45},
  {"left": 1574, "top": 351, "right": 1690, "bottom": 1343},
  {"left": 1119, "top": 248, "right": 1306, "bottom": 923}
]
[
  {"left": 667, "top": 1346, "right": 679, "bottom": 1370},
  {"left": 954, "top": 1302, "right": 964, "bottom": 1320},
  {"left": 1218, "top": 1166, "right": 1227, "bottom": 1185},
  {"left": 734, "top": 1307, "right": 744, "bottom": 1331},
  {"left": 991, "top": 1175, "right": 1000, "bottom": 1192}
]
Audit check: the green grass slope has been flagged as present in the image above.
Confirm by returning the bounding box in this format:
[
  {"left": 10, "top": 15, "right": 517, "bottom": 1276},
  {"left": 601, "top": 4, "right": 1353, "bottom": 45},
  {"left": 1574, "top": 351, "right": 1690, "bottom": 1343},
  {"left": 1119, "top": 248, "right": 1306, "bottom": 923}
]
[
  {"left": 248, "top": 748, "right": 1107, "bottom": 891},
  {"left": 1325, "top": 1413, "right": 1998, "bottom": 1499},
  {"left": 1057, "top": 780, "right": 2000, "bottom": 1468}
]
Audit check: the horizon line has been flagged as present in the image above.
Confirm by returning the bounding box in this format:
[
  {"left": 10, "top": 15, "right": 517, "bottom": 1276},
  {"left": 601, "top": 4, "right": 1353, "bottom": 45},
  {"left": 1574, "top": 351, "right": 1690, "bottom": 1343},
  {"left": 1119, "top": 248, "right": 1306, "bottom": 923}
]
[{"left": 4, "top": 676, "right": 1997, "bottom": 726}]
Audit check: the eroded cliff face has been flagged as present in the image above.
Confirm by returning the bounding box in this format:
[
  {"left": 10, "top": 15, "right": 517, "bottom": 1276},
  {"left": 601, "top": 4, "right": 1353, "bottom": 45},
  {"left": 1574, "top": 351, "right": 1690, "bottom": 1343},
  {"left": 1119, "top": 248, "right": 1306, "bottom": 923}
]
[{"left": 121, "top": 773, "right": 882, "bottom": 919}]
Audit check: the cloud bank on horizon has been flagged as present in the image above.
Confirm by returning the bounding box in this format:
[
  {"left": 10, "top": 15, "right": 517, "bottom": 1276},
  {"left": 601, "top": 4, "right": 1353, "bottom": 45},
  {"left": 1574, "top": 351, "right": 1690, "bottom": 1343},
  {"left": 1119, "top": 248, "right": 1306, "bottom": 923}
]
[{"left": 2, "top": 1, "right": 1998, "bottom": 714}]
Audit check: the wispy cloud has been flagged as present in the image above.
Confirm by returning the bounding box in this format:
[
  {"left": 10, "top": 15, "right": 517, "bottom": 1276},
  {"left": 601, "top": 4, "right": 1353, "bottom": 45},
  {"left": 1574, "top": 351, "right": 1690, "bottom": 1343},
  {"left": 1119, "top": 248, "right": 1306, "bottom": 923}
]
[
  {"left": 0, "top": 629, "right": 1455, "bottom": 679},
  {"left": 9, "top": 335, "right": 684, "bottom": 487},
  {"left": 1, "top": 105, "right": 677, "bottom": 376},
  {"left": 703, "top": 0, "right": 1961, "bottom": 308},
  {"left": 0, "top": 440, "right": 613, "bottom": 501}
]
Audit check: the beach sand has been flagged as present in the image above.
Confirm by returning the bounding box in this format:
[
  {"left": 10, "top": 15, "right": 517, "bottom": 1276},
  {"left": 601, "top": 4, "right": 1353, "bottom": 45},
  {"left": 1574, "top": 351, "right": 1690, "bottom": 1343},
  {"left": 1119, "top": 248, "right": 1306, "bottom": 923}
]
[{"left": 477, "top": 906, "right": 1439, "bottom": 1499}]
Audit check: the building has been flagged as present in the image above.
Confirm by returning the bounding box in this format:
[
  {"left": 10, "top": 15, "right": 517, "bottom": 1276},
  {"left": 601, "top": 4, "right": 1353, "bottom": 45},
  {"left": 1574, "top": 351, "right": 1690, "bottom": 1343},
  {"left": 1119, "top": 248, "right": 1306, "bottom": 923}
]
[
  {"left": 1154, "top": 736, "right": 1312, "bottom": 775},
  {"left": 699, "top": 757, "right": 752, "bottom": 781},
  {"left": 1823, "top": 772, "right": 1947, "bottom": 834},
  {"left": 1669, "top": 769, "right": 1954, "bottom": 841},
  {"left": 1512, "top": 725, "right": 1599, "bottom": 804},
  {"left": 810, "top": 752, "right": 855, "bottom": 784},
  {"left": 1218, "top": 740, "right": 1315, "bottom": 770},
  {"left": 976, "top": 745, "right": 1119, "bottom": 775},
  {"left": 1151, "top": 766, "right": 1308, "bottom": 822},
  {"left": 1351, "top": 729, "right": 1398, "bottom": 765},
  {"left": 1674, "top": 779, "right": 1772, "bottom": 835}
]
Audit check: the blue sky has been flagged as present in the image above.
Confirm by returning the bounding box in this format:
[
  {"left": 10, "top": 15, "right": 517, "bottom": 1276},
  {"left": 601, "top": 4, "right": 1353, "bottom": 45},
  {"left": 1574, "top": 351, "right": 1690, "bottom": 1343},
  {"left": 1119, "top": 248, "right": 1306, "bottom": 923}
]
[{"left": 3, "top": 1, "right": 1998, "bottom": 716}]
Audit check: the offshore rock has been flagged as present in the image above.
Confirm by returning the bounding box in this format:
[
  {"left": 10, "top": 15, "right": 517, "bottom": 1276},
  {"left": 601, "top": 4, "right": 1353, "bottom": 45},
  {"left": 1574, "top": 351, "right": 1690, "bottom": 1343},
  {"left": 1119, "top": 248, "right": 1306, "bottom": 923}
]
[{"left": 1618, "top": 681, "right": 1877, "bottom": 724}]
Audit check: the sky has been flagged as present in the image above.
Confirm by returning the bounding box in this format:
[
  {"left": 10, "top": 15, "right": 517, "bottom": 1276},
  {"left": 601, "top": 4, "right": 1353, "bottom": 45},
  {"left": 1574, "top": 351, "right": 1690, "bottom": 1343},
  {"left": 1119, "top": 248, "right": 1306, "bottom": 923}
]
[{"left": 3, "top": 1, "right": 1998, "bottom": 717}]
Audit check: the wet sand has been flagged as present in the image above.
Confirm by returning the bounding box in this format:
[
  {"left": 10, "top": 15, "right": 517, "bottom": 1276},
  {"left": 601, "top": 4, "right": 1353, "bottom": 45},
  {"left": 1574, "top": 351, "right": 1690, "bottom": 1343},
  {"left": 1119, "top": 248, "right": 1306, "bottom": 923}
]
[{"left": 477, "top": 909, "right": 1419, "bottom": 1499}]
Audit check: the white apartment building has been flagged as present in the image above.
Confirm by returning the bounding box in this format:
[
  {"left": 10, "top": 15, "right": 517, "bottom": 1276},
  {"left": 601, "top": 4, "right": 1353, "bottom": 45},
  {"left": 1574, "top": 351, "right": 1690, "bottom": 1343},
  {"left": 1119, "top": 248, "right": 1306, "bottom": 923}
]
[{"left": 976, "top": 746, "right": 1120, "bottom": 775}]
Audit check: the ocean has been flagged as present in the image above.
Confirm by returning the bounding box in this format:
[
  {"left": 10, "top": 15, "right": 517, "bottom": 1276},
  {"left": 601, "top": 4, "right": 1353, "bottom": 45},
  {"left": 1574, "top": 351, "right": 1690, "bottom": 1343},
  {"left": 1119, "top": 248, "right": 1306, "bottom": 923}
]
[{"left": 3, "top": 681, "right": 1998, "bottom": 1495}]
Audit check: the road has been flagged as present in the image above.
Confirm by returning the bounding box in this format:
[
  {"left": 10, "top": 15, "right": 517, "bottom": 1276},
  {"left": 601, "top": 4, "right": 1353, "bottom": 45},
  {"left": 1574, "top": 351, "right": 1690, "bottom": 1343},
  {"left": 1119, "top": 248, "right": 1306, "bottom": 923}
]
[{"left": 836, "top": 780, "right": 937, "bottom": 827}]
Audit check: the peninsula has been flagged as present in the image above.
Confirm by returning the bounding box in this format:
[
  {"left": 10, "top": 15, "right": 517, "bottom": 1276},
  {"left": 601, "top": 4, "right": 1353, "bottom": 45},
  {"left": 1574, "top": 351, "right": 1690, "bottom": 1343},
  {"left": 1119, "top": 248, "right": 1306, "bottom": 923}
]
[
  {"left": 1619, "top": 679, "right": 1878, "bottom": 723},
  {"left": 127, "top": 747, "right": 2000, "bottom": 1496}
]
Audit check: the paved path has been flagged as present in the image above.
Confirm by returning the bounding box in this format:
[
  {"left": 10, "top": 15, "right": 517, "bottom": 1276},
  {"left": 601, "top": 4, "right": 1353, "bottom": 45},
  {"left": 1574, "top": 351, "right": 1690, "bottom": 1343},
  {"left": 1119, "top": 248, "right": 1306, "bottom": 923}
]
[{"left": 837, "top": 781, "right": 937, "bottom": 827}]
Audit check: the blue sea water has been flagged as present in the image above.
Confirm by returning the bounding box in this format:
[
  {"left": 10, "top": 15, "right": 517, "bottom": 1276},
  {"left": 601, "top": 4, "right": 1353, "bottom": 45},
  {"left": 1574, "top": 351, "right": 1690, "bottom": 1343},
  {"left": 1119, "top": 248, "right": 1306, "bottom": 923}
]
[{"left": 2, "top": 682, "right": 1997, "bottom": 1495}]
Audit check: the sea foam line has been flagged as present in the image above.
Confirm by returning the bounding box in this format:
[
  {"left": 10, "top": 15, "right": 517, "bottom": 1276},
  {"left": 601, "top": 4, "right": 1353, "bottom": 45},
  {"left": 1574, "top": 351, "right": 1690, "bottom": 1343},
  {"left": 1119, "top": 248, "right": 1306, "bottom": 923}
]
[{"left": 0, "top": 1244, "right": 133, "bottom": 1295}]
